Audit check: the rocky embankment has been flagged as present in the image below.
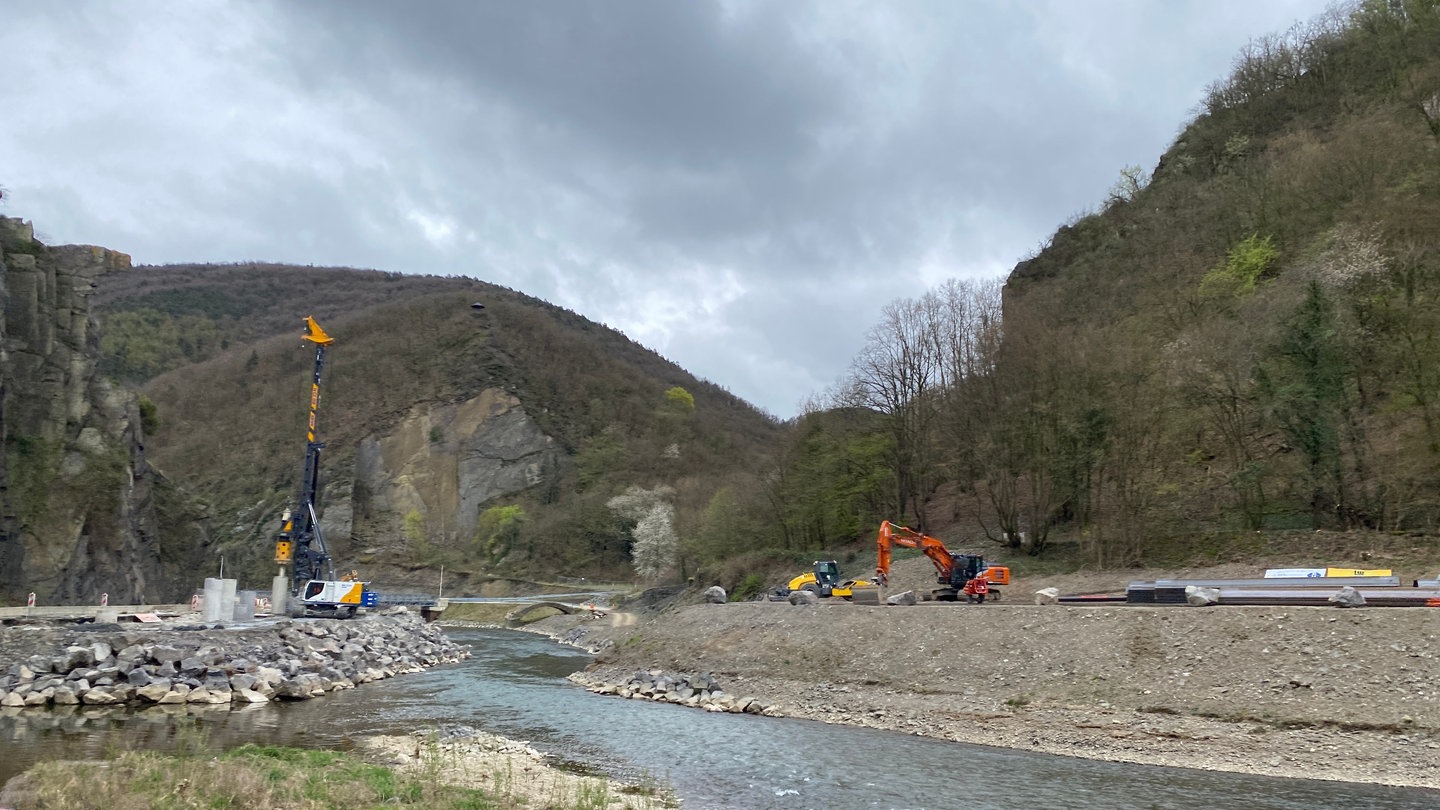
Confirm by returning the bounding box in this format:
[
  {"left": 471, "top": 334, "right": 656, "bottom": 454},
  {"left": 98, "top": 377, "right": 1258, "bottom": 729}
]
[
  {"left": 571, "top": 668, "right": 779, "bottom": 716},
  {"left": 0, "top": 608, "right": 466, "bottom": 708}
]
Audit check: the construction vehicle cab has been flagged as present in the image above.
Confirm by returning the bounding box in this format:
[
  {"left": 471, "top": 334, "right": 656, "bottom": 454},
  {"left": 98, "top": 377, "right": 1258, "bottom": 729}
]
[
  {"left": 945, "top": 553, "right": 1004, "bottom": 602},
  {"left": 787, "top": 560, "right": 872, "bottom": 599},
  {"left": 297, "top": 579, "right": 378, "bottom": 618}
]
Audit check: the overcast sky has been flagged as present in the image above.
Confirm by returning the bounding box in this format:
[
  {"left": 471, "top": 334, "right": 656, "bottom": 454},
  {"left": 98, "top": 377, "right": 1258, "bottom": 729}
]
[{"left": 2, "top": 0, "right": 1337, "bottom": 418}]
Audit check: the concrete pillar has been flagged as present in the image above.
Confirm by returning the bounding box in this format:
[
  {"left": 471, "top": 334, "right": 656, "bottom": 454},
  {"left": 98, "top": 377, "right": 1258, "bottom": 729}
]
[
  {"left": 220, "top": 579, "right": 237, "bottom": 623},
  {"left": 202, "top": 578, "right": 224, "bottom": 622},
  {"left": 234, "top": 590, "right": 256, "bottom": 622},
  {"left": 272, "top": 573, "right": 291, "bottom": 616}
]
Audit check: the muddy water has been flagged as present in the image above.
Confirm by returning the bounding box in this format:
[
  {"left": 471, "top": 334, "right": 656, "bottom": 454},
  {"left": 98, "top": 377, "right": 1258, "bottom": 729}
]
[{"left": 2, "top": 627, "right": 1437, "bottom": 810}]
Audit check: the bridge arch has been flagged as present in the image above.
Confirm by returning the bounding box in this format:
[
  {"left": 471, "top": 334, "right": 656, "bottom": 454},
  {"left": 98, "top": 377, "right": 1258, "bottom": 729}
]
[{"left": 505, "top": 601, "right": 578, "bottom": 623}]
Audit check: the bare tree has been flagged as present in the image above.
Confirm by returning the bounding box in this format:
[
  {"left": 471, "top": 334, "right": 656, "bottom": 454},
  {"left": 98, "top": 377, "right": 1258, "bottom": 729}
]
[
  {"left": 843, "top": 279, "right": 1006, "bottom": 532},
  {"left": 843, "top": 297, "right": 943, "bottom": 525}
]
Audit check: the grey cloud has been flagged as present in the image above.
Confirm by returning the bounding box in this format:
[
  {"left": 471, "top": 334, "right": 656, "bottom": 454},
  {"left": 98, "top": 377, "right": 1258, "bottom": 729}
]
[
  {"left": 284, "top": 1, "right": 836, "bottom": 169},
  {"left": 1, "top": 0, "right": 1338, "bottom": 417}
]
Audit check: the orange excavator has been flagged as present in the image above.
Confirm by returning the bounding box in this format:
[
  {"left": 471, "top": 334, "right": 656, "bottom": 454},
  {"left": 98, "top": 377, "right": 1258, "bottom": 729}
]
[{"left": 874, "top": 521, "right": 1010, "bottom": 603}]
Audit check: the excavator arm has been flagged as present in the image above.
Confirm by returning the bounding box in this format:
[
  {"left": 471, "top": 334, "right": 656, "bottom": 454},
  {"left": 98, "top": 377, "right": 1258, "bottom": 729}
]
[{"left": 875, "top": 520, "right": 954, "bottom": 585}]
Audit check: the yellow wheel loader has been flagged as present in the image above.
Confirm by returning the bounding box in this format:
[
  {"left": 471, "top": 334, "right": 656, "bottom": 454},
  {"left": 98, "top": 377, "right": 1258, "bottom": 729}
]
[{"left": 787, "top": 560, "right": 875, "bottom": 600}]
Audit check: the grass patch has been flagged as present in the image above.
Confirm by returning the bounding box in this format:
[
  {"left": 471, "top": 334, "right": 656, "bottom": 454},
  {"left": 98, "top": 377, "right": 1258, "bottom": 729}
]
[
  {"left": 2, "top": 744, "right": 490, "bottom": 810},
  {"left": 0, "top": 740, "right": 674, "bottom": 810}
]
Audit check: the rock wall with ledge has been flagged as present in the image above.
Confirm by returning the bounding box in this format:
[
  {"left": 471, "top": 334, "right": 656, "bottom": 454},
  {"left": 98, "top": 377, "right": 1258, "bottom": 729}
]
[{"left": 0, "top": 217, "right": 206, "bottom": 605}]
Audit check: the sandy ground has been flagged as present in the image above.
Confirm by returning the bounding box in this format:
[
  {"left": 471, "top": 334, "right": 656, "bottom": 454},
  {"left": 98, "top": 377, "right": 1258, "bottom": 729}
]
[
  {"left": 362, "top": 732, "right": 671, "bottom": 809},
  {"left": 529, "top": 558, "right": 1440, "bottom": 792}
]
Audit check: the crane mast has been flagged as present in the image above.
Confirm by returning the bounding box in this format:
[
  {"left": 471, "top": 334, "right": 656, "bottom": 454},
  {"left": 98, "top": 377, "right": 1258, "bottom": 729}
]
[{"left": 276, "top": 316, "right": 337, "bottom": 591}]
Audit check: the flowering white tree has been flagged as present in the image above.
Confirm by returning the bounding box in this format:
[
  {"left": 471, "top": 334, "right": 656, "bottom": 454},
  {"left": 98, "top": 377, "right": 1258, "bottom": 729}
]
[
  {"left": 606, "top": 485, "right": 678, "bottom": 579},
  {"left": 1311, "top": 224, "right": 1386, "bottom": 289}
]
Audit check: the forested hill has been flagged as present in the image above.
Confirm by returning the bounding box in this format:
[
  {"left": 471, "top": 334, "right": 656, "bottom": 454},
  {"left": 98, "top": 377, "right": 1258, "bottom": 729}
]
[
  {"left": 90, "top": 261, "right": 785, "bottom": 589},
  {"left": 965, "top": 0, "right": 1440, "bottom": 563},
  {"left": 12, "top": 2, "right": 1440, "bottom": 605},
  {"left": 94, "top": 1, "right": 1440, "bottom": 591}
]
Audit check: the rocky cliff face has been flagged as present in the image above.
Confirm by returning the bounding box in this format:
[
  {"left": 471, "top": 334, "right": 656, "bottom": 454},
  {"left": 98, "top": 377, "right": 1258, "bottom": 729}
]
[
  {"left": 0, "top": 217, "right": 200, "bottom": 605},
  {"left": 343, "top": 389, "right": 560, "bottom": 553}
]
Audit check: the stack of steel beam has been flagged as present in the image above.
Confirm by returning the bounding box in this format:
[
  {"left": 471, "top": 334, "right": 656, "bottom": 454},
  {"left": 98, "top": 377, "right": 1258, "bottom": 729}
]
[
  {"left": 1210, "top": 586, "right": 1440, "bottom": 607},
  {"left": 1122, "top": 575, "right": 1440, "bottom": 607},
  {"left": 1055, "top": 592, "right": 1129, "bottom": 604}
]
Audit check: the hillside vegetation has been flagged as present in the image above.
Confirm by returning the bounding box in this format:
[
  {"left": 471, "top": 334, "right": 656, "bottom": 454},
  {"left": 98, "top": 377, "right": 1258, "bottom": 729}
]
[
  {"left": 96, "top": 264, "right": 783, "bottom": 589},
  {"left": 74, "top": 0, "right": 1440, "bottom": 597},
  {"left": 819, "top": 0, "right": 1440, "bottom": 571}
]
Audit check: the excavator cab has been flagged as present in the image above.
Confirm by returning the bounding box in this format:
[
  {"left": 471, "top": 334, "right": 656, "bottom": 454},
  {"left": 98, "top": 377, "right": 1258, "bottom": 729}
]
[
  {"left": 948, "top": 554, "right": 985, "bottom": 588},
  {"left": 940, "top": 553, "right": 1011, "bottom": 602}
]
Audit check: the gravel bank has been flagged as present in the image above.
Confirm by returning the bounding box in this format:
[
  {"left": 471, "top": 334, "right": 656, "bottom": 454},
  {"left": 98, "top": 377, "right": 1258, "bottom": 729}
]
[{"left": 539, "top": 597, "right": 1440, "bottom": 790}]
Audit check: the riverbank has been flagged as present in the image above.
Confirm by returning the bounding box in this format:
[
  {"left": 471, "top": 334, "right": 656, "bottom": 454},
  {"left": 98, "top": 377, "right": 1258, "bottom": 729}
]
[
  {"left": 0, "top": 734, "right": 670, "bottom": 810},
  {"left": 0, "top": 610, "right": 676, "bottom": 808},
  {"left": 525, "top": 594, "right": 1440, "bottom": 791},
  {"left": 0, "top": 608, "right": 466, "bottom": 709},
  {"left": 363, "top": 731, "right": 673, "bottom": 808}
]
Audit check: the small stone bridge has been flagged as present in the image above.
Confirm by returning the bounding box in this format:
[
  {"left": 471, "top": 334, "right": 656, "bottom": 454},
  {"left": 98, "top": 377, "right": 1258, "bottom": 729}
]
[{"left": 505, "top": 601, "right": 605, "bottom": 624}]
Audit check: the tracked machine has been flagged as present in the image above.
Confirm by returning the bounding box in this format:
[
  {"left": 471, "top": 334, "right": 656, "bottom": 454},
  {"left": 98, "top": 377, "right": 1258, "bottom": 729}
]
[
  {"left": 874, "top": 520, "right": 1010, "bottom": 602},
  {"left": 272, "top": 316, "right": 378, "bottom": 618}
]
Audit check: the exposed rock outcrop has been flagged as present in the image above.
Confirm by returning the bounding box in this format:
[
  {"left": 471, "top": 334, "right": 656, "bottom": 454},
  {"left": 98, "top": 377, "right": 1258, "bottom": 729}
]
[
  {"left": 351, "top": 389, "right": 560, "bottom": 548},
  {"left": 0, "top": 217, "right": 202, "bottom": 605}
]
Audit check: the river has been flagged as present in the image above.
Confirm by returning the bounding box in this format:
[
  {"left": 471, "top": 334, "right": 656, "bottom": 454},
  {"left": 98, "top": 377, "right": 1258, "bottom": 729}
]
[{"left": 2, "top": 626, "right": 1437, "bottom": 809}]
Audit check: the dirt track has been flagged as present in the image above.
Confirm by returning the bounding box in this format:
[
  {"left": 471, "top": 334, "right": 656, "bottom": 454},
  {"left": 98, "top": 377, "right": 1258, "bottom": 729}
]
[{"left": 558, "top": 565, "right": 1440, "bottom": 790}]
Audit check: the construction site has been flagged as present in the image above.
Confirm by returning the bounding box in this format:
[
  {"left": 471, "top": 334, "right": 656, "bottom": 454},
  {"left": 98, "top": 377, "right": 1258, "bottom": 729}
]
[{"left": 560, "top": 550, "right": 1440, "bottom": 791}]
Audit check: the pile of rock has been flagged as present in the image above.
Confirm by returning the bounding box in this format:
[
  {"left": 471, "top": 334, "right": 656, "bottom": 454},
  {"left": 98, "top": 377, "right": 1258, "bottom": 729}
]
[
  {"left": 543, "top": 625, "right": 605, "bottom": 654},
  {"left": 0, "top": 608, "right": 467, "bottom": 709},
  {"left": 571, "top": 668, "right": 777, "bottom": 716}
]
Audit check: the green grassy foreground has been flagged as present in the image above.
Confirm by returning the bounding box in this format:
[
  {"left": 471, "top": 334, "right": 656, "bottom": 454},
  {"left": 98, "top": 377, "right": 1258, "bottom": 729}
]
[{"left": 0, "top": 742, "right": 671, "bottom": 810}]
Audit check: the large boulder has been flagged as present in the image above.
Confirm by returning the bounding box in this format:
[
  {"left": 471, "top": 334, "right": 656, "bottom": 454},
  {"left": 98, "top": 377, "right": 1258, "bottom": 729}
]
[
  {"left": 1185, "top": 585, "right": 1220, "bottom": 606},
  {"left": 136, "top": 682, "right": 173, "bottom": 703},
  {"left": 90, "top": 641, "right": 114, "bottom": 664},
  {"left": 1033, "top": 587, "right": 1061, "bottom": 605},
  {"left": 885, "top": 590, "right": 918, "bottom": 606},
  {"left": 1329, "top": 586, "right": 1366, "bottom": 608},
  {"left": 59, "top": 646, "right": 94, "bottom": 671},
  {"left": 703, "top": 586, "right": 727, "bottom": 604},
  {"left": 787, "top": 590, "right": 819, "bottom": 606}
]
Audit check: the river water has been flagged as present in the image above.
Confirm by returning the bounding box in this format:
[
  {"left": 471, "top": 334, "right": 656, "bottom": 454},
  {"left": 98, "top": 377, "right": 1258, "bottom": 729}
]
[{"left": 2, "top": 627, "right": 1437, "bottom": 809}]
